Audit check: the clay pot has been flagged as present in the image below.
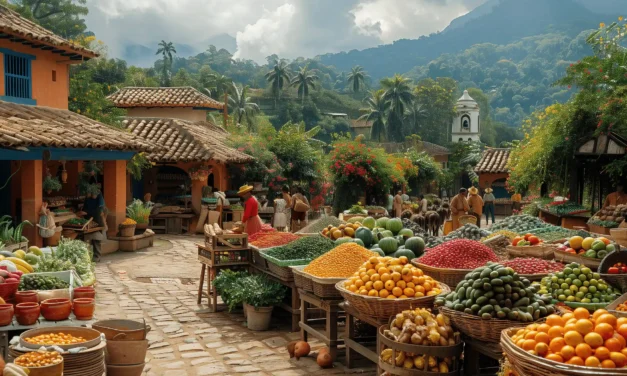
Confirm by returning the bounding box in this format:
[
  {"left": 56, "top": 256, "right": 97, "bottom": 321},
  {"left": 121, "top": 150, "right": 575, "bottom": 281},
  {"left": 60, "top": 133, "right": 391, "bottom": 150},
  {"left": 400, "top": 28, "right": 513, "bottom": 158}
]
[
  {"left": 106, "top": 363, "right": 145, "bottom": 376},
  {"left": 73, "top": 287, "right": 96, "bottom": 300},
  {"left": 15, "top": 291, "right": 38, "bottom": 305},
  {"left": 15, "top": 302, "right": 40, "bottom": 325},
  {"left": 72, "top": 298, "right": 95, "bottom": 320},
  {"left": 40, "top": 298, "right": 71, "bottom": 321},
  {"left": 0, "top": 304, "right": 14, "bottom": 326},
  {"left": 105, "top": 340, "right": 148, "bottom": 365}
]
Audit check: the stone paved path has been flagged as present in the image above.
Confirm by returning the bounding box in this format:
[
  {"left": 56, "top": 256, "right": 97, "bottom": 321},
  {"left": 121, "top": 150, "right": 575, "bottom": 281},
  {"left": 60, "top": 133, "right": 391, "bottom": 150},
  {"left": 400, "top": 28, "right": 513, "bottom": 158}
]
[{"left": 95, "top": 236, "right": 377, "bottom": 376}]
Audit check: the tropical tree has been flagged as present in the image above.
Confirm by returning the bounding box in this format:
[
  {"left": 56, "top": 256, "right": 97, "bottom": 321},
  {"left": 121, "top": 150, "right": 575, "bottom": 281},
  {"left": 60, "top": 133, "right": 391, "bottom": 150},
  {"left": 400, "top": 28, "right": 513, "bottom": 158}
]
[
  {"left": 404, "top": 102, "right": 427, "bottom": 135},
  {"left": 10, "top": 0, "right": 88, "bottom": 39},
  {"left": 347, "top": 66, "right": 369, "bottom": 93},
  {"left": 229, "top": 83, "right": 260, "bottom": 132},
  {"left": 207, "top": 73, "right": 232, "bottom": 100},
  {"left": 265, "top": 59, "right": 291, "bottom": 108},
  {"left": 381, "top": 75, "right": 414, "bottom": 142},
  {"left": 359, "top": 90, "right": 387, "bottom": 142},
  {"left": 291, "top": 65, "right": 318, "bottom": 103},
  {"left": 156, "top": 40, "right": 176, "bottom": 86}
]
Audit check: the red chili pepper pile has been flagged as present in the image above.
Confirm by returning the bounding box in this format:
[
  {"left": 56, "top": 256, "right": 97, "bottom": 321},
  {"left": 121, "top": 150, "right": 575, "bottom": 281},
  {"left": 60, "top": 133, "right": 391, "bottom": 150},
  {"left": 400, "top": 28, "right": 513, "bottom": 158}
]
[
  {"left": 250, "top": 232, "right": 299, "bottom": 248},
  {"left": 501, "top": 258, "right": 564, "bottom": 275},
  {"left": 419, "top": 239, "right": 498, "bottom": 269}
]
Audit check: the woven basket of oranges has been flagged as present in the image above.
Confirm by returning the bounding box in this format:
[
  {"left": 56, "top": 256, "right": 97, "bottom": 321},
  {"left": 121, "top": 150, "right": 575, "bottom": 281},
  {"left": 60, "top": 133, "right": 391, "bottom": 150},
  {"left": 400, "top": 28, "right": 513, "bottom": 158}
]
[{"left": 119, "top": 218, "right": 137, "bottom": 237}]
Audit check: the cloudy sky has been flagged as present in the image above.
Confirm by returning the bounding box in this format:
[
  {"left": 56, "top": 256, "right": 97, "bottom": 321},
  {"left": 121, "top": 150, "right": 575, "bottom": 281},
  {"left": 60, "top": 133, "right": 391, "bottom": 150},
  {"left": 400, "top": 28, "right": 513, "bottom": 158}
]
[{"left": 86, "top": 0, "right": 488, "bottom": 64}]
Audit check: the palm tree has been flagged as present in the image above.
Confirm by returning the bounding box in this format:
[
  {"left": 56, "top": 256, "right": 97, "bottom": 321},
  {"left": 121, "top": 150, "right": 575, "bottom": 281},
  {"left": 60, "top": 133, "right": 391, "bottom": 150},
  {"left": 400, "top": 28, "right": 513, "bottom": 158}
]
[
  {"left": 290, "top": 65, "right": 318, "bottom": 103},
  {"left": 265, "top": 59, "right": 291, "bottom": 108},
  {"left": 207, "top": 74, "right": 232, "bottom": 100},
  {"left": 404, "top": 102, "right": 427, "bottom": 135},
  {"left": 156, "top": 40, "right": 176, "bottom": 86},
  {"left": 381, "top": 75, "right": 414, "bottom": 142},
  {"left": 359, "top": 90, "right": 387, "bottom": 143},
  {"left": 347, "top": 66, "right": 369, "bottom": 93},
  {"left": 229, "top": 83, "right": 260, "bottom": 132}
]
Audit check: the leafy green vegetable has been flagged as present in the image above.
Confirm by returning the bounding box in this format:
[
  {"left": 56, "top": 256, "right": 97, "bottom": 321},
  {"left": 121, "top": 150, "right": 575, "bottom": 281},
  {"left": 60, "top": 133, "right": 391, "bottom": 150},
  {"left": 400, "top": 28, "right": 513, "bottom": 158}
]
[
  {"left": 54, "top": 238, "right": 95, "bottom": 286},
  {"left": 264, "top": 236, "right": 334, "bottom": 261}
]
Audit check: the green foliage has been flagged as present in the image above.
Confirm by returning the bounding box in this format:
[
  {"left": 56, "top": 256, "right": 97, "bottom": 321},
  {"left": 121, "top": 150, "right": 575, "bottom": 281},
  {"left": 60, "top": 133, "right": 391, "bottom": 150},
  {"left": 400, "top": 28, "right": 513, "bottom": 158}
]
[
  {"left": 347, "top": 66, "right": 369, "bottom": 93},
  {"left": 69, "top": 66, "right": 126, "bottom": 126},
  {"left": 381, "top": 75, "right": 414, "bottom": 142},
  {"left": 156, "top": 40, "right": 177, "bottom": 86},
  {"left": 0, "top": 215, "right": 31, "bottom": 244},
  {"left": 265, "top": 59, "right": 292, "bottom": 107},
  {"left": 413, "top": 78, "right": 457, "bottom": 145},
  {"left": 213, "top": 270, "right": 250, "bottom": 312},
  {"left": 127, "top": 153, "right": 152, "bottom": 180},
  {"left": 240, "top": 274, "right": 287, "bottom": 308},
  {"left": 229, "top": 83, "right": 260, "bottom": 131},
  {"left": 269, "top": 122, "right": 324, "bottom": 184},
  {"left": 290, "top": 65, "right": 318, "bottom": 102},
  {"left": 10, "top": 0, "right": 88, "bottom": 39},
  {"left": 126, "top": 199, "right": 151, "bottom": 224},
  {"left": 43, "top": 176, "right": 62, "bottom": 193},
  {"left": 359, "top": 90, "right": 387, "bottom": 142}
]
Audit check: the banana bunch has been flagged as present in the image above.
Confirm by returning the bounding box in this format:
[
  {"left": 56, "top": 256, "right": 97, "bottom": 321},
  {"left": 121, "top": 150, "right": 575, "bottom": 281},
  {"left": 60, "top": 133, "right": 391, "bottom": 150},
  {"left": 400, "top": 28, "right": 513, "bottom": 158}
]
[{"left": 7, "top": 258, "right": 33, "bottom": 274}]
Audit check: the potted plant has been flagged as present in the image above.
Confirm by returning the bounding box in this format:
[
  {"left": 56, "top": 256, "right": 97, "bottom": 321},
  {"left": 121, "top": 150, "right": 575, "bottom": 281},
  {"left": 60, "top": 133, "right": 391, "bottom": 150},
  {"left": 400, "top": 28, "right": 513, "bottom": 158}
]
[
  {"left": 239, "top": 275, "right": 286, "bottom": 331},
  {"left": 126, "top": 199, "right": 152, "bottom": 231},
  {"left": 213, "top": 270, "right": 250, "bottom": 313},
  {"left": 43, "top": 176, "right": 62, "bottom": 195},
  {"left": 188, "top": 166, "right": 212, "bottom": 182}
]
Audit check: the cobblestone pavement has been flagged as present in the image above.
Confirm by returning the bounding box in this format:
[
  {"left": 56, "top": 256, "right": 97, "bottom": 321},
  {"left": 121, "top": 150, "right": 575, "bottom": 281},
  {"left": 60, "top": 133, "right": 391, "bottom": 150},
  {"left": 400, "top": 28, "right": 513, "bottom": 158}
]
[{"left": 96, "top": 236, "right": 377, "bottom": 376}]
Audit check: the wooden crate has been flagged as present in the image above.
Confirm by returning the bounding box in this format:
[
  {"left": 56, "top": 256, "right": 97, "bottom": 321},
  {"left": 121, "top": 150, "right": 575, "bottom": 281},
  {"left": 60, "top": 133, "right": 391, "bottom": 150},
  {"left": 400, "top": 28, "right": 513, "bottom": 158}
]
[
  {"left": 204, "top": 233, "right": 248, "bottom": 252},
  {"left": 198, "top": 245, "right": 251, "bottom": 267}
]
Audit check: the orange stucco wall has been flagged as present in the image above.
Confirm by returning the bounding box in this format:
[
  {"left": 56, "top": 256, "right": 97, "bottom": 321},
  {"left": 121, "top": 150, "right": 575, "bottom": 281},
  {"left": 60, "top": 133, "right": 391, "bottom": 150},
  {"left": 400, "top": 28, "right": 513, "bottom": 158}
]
[
  {"left": 127, "top": 107, "right": 207, "bottom": 122},
  {"left": 104, "top": 161, "right": 127, "bottom": 236},
  {"left": 0, "top": 40, "right": 72, "bottom": 109},
  {"left": 478, "top": 172, "right": 509, "bottom": 189},
  {"left": 21, "top": 160, "right": 43, "bottom": 247}
]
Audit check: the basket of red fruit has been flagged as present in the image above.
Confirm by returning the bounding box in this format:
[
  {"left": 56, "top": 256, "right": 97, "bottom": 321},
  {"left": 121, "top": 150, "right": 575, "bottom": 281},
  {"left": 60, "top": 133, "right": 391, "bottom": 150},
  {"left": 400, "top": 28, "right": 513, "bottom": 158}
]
[
  {"left": 506, "top": 233, "right": 555, "bottom": 260},
  {"left": 599, "top": 250, "right": 627, "bottom": 293}
]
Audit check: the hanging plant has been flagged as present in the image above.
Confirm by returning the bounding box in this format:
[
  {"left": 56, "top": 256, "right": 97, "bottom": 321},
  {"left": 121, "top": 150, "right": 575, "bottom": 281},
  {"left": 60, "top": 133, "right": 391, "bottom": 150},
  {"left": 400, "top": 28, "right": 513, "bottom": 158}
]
[
  {"left": 188, "top": 166, "right": 212, "bottom": 181},
  {"left": 43, "top": 176, "right": 62, "bottom": 194}
]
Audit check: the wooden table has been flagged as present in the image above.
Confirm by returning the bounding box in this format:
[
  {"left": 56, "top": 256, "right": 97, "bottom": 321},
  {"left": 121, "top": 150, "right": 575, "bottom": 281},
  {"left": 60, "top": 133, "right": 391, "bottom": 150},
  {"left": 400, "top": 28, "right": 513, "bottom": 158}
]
[
  {"left": 196, "top": 244, "right": 250, "bottom": 312},
  {"left": 463, "top": 336, "right": 503, "bottom": 375},
  {"left": 251, "top": 264, "right": 300, "bottom": 332},
  {"left": 150, "top": 213, "right": 195, "bottom": 234},
  {"left": 299, "top": 289, "right": 344, "bottom": 361},
  {"left": 539, "top": 208, "right": 591, "bottom": 229},
  {"left": 341, "top": 301, "right": 386, "bottom": 368}
]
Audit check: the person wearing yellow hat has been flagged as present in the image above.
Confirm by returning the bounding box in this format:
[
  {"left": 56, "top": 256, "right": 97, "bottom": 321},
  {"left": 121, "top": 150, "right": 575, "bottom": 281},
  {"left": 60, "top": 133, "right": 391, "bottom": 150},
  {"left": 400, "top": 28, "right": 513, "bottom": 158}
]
[
  {"left": 238, "top": 185, "right": 263, "bottom": 236},
  {"left": 483, "top": 187, "right": 496, "bottom": 225},
  {"left": 450, "top": 188, "right": 470, "bottom": 230},
  {"left": 467, "top": 186, "right": 483, "bottom": 226}
]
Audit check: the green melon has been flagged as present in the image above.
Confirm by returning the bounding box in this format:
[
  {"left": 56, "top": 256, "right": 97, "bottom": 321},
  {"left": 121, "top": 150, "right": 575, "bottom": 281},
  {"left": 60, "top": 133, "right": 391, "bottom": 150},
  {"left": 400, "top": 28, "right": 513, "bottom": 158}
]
[
  {"left": 396, "top": 235, "right": 406, "bottom": 246},
  {"left": 405, "top": 237, "right": 426, "bottom": 257},
  {"left": 375, "top": 217, "right": 390, "bottom": 229},
  {"left": 355, "top": 227, "right": 374, "bottom": 247},
  {"left": 351, "top": 238, "right": 365, "bottom": 247},
  {"left": 398, "top": 228, "right": 413, "bottom": 238},
  {"left": 335, "top": 237, "right": 353, "bottom": 246},
  {"left": 393, "top": 248, "right": 416, "bottom": 259},
  {"left": 24, "top": 253, "right": 40, "bottom": 265},
  {"left": 386, "top": 218, "right": 403, "bottom": 234},
  {"left": 378, "top": 237, "right": 399, "bottom": 254},
  {"left": 347, "top": 216, "right": 364, "bottom": 224},
  {"left": 362, "top": 217, "right": 376, "bottom": 230},
  {"left": 380, "top": 230, "right": 394, "bottom": 239},
  {"left": 371, "top": 248, "right": 385, "bottom": 257}
]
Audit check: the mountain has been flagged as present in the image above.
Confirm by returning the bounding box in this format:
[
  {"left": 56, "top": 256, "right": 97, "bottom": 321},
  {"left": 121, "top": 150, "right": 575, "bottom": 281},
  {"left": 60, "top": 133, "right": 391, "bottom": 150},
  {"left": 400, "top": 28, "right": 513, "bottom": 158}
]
[{"left": 317, "top": 0, "right": 606, "bottom": 80}]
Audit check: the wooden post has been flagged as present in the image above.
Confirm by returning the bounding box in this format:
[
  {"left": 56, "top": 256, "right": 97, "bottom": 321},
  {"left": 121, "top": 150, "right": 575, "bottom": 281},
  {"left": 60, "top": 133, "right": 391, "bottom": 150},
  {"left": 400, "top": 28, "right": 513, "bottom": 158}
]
[
  {"left": 103, "top": 160, "right": 127, "bottom": 236},
  {"left": 223, "top": 93, "right": 228, "bottom": 127},
  {"left": 21, "top": 160, "right": 43, "bottom": 247}
]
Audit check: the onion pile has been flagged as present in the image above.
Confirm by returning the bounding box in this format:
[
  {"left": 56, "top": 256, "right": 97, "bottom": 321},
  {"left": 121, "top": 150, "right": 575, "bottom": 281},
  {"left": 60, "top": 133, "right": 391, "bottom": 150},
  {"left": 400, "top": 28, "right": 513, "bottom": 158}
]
[
  {"left": 501, "top": 258, "right": 564, "bottom": 275},
  {"left": 418, "top": 239, "right": 498, "bottom": 269}
]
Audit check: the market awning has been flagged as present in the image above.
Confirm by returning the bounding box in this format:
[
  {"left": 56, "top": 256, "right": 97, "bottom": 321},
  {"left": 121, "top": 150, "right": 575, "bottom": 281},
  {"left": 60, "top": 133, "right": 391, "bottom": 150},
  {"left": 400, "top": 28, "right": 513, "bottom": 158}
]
[{"left": 576, "top": 132, "right": 627, "bottom": 156}]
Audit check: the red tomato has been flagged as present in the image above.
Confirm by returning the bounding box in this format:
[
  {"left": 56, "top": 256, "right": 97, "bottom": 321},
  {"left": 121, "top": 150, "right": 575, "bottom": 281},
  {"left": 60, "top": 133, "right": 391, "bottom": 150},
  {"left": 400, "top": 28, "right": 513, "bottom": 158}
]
[
  {"left": 609, "top": 267, "right": 620, "bottom": 274},
  {"left": 528, "top": 236, "right": 540, "bottom": 245},
  {"left": 524, "top": 233, "right": 533, "bottom": 241},
  {"left": 566, "top": 248, "right": 577, "bottom": 254},
  {"left": 513, "top": 237, "right": 523, "bottom": 246}
]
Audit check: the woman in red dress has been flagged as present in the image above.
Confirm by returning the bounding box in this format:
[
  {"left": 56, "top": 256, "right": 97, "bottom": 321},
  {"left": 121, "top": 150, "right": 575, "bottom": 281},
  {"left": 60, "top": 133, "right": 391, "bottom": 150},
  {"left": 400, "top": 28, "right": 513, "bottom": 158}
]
[{"left": 238, "top": 185, "right": 263, "bottom": 236}]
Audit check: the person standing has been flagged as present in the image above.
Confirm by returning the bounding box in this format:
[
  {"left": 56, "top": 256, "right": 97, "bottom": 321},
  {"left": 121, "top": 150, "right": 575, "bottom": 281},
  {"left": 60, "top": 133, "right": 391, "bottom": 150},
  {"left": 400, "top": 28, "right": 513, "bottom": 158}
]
[
  {"left": 450, "top": 188, "right": 470, "bottom": 230},
  {"left": 603, "top": 182, "right": 627, "bottom": 208},
  {"left": 81, "top": 189, "right": 107, "bottom": 262},
  {"left": 386, "top": 191, "right": 394, "bottom": 216},
  {"left": 467, "top": 187, "right": 484, "bottom": 226},
  {"left": 291, "top": 186, "right": 310, "bottom": 232},
  {"left": 401, "top": 191, "right": 409, "bottom": 202},
  {"left": 419, "top": 194, "right": 429, "bottom": 214},
  {"left": 483, "top": 187, "right": 496, "bottom": 225},
  {"left": 239, "top": 185, "right": 263, "bottom": 236},
  {"left": 511, "top": 191, "right": 522, "bottom": 212},
  {"left": 393, "top": 190, "right": 403, "bottom": 218}
]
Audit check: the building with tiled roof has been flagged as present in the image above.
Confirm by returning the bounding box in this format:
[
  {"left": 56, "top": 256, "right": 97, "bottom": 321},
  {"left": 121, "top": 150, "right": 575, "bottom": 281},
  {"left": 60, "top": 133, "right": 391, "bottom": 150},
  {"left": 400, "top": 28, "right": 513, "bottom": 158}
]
[{"left": 475, "top": 148, "right": 510, "bottom": 174}]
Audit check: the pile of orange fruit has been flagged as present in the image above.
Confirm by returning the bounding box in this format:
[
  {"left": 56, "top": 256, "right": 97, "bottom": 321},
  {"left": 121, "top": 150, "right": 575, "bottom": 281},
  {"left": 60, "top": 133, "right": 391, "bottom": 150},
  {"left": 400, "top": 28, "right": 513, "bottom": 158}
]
[
  {"left": 342, "top": 256, "right": 442, "bottom": 299},
  {"left": 511, "top": 308, "right": 627, "bottom": 368}
]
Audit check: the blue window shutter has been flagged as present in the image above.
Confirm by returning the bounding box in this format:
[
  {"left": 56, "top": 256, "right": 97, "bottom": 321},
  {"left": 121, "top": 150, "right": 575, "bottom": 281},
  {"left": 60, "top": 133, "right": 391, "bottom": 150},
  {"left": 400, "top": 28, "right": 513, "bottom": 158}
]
[{"left": 0, "top": 48, "right": 36, "bottom": 105}]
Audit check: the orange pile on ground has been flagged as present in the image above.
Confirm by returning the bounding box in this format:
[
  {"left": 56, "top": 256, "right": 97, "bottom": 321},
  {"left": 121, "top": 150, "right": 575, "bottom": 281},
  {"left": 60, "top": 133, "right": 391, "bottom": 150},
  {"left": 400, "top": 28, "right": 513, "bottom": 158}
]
[{"left": 511, "top": 308, "right": 627, "bottom": 368}]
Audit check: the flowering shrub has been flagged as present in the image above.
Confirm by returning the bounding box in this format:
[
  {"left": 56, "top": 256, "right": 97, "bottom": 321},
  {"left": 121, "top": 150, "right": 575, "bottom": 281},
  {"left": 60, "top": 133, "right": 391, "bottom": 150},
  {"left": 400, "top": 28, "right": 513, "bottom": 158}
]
[{"left": 229, "top": 134, "right": 283, "bottom": 188}]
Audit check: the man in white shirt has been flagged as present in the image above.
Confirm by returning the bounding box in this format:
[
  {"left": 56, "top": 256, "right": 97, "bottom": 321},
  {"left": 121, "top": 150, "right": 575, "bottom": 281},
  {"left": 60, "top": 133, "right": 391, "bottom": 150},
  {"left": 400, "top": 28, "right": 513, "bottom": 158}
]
[
  {"left": 419, "top": 194, "right": 428, "bottom": 213},
  {"left": 401, "top": 192, "right": 410, "bottom": 202}
]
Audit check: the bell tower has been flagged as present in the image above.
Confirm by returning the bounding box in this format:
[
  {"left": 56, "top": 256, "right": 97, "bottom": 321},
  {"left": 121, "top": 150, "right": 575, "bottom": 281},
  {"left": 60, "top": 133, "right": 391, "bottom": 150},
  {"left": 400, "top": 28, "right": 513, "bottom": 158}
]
[{"left": 452, "top": 90, "right": 480, "bottom": 143}]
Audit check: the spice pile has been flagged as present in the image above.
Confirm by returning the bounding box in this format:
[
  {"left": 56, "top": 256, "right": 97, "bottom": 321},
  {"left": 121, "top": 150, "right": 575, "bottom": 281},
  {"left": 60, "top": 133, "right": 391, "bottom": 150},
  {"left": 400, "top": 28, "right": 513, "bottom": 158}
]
[
  {"left": 501, "top": 258, "right": 564, "bottom": 275},
  {"left": 298, "top": 217, "right": 344, "bottom": 234},
  {"left": 419, "top": 239, "right": 498, "bottom": 269},
  {"left": 340, "top": 255, "right": 442, "bottom": 299},
  {"left": 304, "top": 243, "right": 375, "bottom": 278},
  {"left": 264, "top": 236, "right": 335, "bottom": 262},
  {"left": 250, "top": 232, "right": 299, "bottom": 248}
]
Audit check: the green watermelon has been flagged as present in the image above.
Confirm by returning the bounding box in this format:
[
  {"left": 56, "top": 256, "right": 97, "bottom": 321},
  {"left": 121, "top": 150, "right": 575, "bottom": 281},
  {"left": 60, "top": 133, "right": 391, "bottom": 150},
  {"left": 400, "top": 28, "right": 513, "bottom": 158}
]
[
  {"left": 347, "top": 216, "right": 364, "bottom": 224},
  {"left": 404, "top": 237, "right": 425, "bottom": 257},
  {"left": 386, "top": 218, "right": 403, "bottom": 234},
  {"left": 398, "top": 228, "right": 413, "bottom": 238},
  {"left": 362, "top": 217, "right": 376, "bottom": 230},
  {"left": 393, "top": 248, "right": 416, "bottom": 259},
  {"left": 380, "top": 230, "right": 394, "bottom": 239},
  {"left": 376, "top": 217, "right": 390, "bottom": 229},
  {"left": 371, "top": 248, "right": 385, "bottom": 257},
  {"left": 396, "top": 235, "right": 406, "bottom": 246},
  {"left": 335, "top": 237, "right": 353, "bottom": 246},
  {"left": 355, "top": 227, "right": 374, "bottom": 247},
  {"left": 378, "top": 237, "right": 399, "bottom": 254},
  {"left": 351, "top": 238, "right": 365, "bottom": 247}
]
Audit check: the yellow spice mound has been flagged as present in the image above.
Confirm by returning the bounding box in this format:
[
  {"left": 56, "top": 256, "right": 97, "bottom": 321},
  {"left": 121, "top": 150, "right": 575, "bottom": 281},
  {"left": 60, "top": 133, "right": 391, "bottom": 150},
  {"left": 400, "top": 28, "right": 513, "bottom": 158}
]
[{"left": 304, "top": 243, "right": 375, "bottom": 278}]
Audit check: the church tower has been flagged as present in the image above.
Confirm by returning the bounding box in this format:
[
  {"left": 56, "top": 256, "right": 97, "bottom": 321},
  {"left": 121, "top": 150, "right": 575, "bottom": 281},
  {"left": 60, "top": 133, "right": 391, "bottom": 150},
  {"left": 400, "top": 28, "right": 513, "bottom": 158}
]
[{"left": 452, "top": 90, "right": 480, "bottom": 143}]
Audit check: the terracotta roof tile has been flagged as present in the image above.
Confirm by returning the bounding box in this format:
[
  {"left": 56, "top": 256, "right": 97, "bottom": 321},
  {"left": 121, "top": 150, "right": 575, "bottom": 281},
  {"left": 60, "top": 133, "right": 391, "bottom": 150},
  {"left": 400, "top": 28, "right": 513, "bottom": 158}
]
[
  {"left": 0, "top": 5, "right": 97, "bottom": 58},
  {"left": 108, "top": 87, "right": 224, "bottom": 109},
  {"left": 475, "top": 148, "right": 510, "bottom": 173},
  {"left": 0, "top": 101, "right": 152, "bottom": 151},
  {"left": 124, "top": 117, "right": 253, "bottom": 163}
]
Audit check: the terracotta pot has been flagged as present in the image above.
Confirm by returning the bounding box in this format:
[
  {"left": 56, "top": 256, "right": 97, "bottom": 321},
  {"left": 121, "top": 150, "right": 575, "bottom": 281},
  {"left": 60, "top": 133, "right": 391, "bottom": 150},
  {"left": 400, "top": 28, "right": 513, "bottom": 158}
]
[
  {"left": 106, "top": 363, "right": 145, "bottom": 376},
  {"left": 72, "top": 298, "right": 95, "bottom": 320},
  {"left": 105, "top": 340, "right": 148, "bottom": 365},
  {"left": 40, "top": 298, "right": 71, "bottom": 321},
  {"left": 15, "top": 302, "right": 40, "bottom": 325},
  {"left": 73, "top": 287, "right": 96, "bottom": 300},
  {"left": 15, "top": 291, "right": 38, "bottom": 305},
  {"left": 0, "top": 304, "right": 14, "bottom": 326}
]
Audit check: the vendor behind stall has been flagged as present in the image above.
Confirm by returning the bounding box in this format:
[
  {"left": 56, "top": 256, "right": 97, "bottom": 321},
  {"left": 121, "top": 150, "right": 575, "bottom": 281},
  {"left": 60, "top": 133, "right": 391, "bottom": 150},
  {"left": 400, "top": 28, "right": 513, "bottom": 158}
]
[
  {"left": 604, "top": 182, "right": 627, "bottom": 208},
  {"left": 238, "top": 185, "right": 263, "bottom": 236},
  {"left": 81, "top": 184, "right": 107, "bottom": 262}
]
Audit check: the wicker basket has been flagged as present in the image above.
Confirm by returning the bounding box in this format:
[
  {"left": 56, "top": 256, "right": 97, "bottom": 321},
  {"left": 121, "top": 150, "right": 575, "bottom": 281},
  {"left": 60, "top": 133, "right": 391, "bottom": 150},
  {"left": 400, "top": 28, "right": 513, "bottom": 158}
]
[
  {"left": 119, "top": 224, "right": 136, "bottom": 238},
  {"left": 553, "top": 250, "right": 601, "bottom": 270},
  {"left": 610, "top": 228, "right": 627, "bottom": 247},
  {"left": 507, "top": 245, "right": 556, "bottom": 260},
  {"left": 309, "top": 274, "right": 344, "bottom": 298},
  {"left": 250, "top": 246, "right": 268, "bottom": 271},
  {"left": 602, "top": 274, "right": 627, "bottom": 293},
  {"left": 459, "top": 215, "right": 477, "bottom": 226},
  {"left": 268, "top": 262, "right": 295, "bottom": 281},
  {"left": 335, "top": 281, "right": 449, "bottom": 319},
  {"left": 61, "top": 229, "right": 77, "bottom": 240},
  {"left": 606, "top": 292, "right": 627, "bottom": 318},
  {"left": 501, "top": 327, "right": 627, "bottom": 375},
  {"left": 520, "top": 273, "right": 549, "bottom": 282},
  {"left": 439, "top": 306, "right": 540, "bottom": 343},
  {"left": 291, "top": 266, "right": 313, "bottom": 292},
  {"left": 410, "top": 261, "right": 472, "bottom": 287}
]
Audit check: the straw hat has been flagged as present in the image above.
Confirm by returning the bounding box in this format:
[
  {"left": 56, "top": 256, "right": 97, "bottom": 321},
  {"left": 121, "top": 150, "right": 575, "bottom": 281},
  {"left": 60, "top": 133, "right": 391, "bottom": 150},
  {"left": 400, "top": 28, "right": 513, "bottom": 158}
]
[
  {"left": 485, "top": 187, "right": 493, "bottom": 194},
  {"left": 237, "top": 185, "right": 254, "bottom": 196},
  {"left": 468, "top": 186, "right": 479, "bottom": 195}
]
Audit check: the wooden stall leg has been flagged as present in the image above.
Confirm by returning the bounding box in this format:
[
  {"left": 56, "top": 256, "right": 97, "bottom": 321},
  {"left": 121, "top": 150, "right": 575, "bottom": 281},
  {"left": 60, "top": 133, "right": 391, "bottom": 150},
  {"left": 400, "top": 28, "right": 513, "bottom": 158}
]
[
  {"left": 346, "top": 311, "right": 355, "bottom": 368},
  {"left": 464, "top": 342, "right": 481, "bottom": 376},
  {"left": 210, "top": 269, "right": 217, "bottom": 312},
  {"left": 300, "top": 299, "right": 309, "bottom": 342},
  {"left": 326, "top": 308, "right": 338, "bottom": 361},
  {"left": 197, "top": 264, "right": 206, "bottom": 304},
  {"left": 291, "top": 287, "right": 300, "bottom": 332}
]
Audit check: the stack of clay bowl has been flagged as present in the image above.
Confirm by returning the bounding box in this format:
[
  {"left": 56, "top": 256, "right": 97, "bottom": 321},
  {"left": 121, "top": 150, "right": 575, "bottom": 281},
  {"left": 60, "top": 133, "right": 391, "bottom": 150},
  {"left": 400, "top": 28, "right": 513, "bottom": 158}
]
[
  {"left": 11, "top": 327, "right": 105, "bottom": 376},
  {"left": 92, "top": 319, "right": 149, "bottom": 376}
]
